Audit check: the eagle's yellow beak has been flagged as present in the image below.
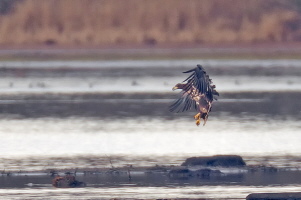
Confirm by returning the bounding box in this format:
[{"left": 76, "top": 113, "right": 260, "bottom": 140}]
[{"left": 172, "top": 86, "right": 178, "bottom": 91}]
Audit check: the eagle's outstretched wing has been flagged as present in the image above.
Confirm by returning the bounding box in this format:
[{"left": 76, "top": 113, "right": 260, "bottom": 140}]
[
  {"left": 169, "top": 65, "right": 217, "bottom": 113},
  {"left": 169, "top": 91, "right": 197, "bottom": 113}
]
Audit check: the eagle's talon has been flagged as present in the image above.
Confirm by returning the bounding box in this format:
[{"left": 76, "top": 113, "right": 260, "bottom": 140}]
[
  {"left": 194, "top": 113, "right": 200, "bottom": 120},
  {"left": 196, "top": 119, "right": 201, "bottom": 126}
]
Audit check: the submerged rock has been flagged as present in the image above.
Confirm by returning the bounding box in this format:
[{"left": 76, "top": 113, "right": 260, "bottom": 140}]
[
  {"left": 168, "top": 168, "right": 192, "bottom": 178},
  {"left": 52, "top": 175, "right": 86, "bottom": 188},
  {"left": 168, "top": 167, "right": 222, "bottom": 179},
  {"left": 193, "top": 168, "right": 222, "bottom": 178},
  {"left": 181, "top": 155, "right": 246, "bottom": 167},
  {"left": 246, "top": 192, "right": 301, "bottom": 200}
]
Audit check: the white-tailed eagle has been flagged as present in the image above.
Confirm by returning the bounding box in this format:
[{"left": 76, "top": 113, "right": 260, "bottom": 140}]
[{"left": 170, "top": 65, "right": 219, "bottom": 126}]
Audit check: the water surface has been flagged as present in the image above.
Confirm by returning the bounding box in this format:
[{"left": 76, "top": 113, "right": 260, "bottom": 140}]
[{"left": 0, "top": 58, "right": 300, "bottom": 199}]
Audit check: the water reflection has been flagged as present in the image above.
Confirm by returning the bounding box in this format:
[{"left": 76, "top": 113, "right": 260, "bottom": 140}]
[{"left": 0, "top": 113, "right": 300, "bottom": 170}]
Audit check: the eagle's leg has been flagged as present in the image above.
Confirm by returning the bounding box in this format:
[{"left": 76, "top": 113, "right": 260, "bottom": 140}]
[
  {"left": 203, "top": 119, "right": 207, "bottom": 126},
  {"left": 194, "top": 113, "right": 201, "bottom": 126},
  {"left": 194, "top": 113, "right": 201, "bottom": 120},
  {"left": 202, "top": 113, "right": 209, "bottom": 126}
]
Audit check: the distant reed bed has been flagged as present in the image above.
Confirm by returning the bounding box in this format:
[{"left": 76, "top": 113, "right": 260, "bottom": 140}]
[{"left": 0, "top": 0, "right": 300, "bottom": 45}]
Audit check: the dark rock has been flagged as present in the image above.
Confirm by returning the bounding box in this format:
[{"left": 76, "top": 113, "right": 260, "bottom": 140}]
[
  {"left": 262, "top": 166, "right": 278, "bottom": 173},
  {"left": 52, "top": 175, "right": 86, "bottom": 188},
  {"left": 147, "top": 165, "right": 169, "bottom": 172},
  {"left": 48, "top": 169, "right": 58, "bottom": 177},
  {"left": 168, "top": 168, "right": 192, "bottom": 178},
  {"left": 248, "top": 165, "right": 279, "bottom": 173},
  {"left": 168, "top": 167, "right": 223, "bottom": 179},
  {"left": 193, "top": 168, "right": 222, "bottom": 178},
  {"left": 246, "top": 192, "right": 301, "bottom": 200},
  {"left": 181, "top": 155, "right": 246, "bottom": 167}
]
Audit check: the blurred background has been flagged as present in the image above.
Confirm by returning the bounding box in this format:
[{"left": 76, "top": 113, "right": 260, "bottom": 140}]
[
  {"left": 0, "top": 0, "right": 301, "bottom": 199},
  {"left": 1, "top": 0, "right": 301, "bottom": 45}
]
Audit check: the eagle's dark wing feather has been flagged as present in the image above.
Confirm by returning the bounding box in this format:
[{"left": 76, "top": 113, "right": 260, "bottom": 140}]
[
  {"left": 169, "top": 92, "right": 196, "bottom": 113},
  {"left": 169, "top": 95, "right": 184, "bottom": 112},
  {"left": 184, "top": 65, "right": 208, "bottom": 95},
  {"left": 169, "top": 65, "right": 217, "bottom": 113},
  {"left": 190, "top": 65, "right": 216, "bottom": 102}
]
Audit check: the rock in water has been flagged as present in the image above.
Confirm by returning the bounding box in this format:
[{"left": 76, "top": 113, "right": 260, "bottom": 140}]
[
  {"left": 246, "top": 192, "right": 301, "bottom": 200},
  {"left": 181, "top": 155, "right": 246, "bottom": 167}
]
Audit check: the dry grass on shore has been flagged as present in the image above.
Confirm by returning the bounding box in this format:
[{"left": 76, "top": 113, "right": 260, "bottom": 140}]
[{"left": 0, "top": 0, "right": 301, "bottom": 46}]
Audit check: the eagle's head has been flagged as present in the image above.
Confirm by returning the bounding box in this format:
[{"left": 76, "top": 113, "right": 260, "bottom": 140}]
[{"left": 172, "top": 83, "right": 186, "bottom": 91}]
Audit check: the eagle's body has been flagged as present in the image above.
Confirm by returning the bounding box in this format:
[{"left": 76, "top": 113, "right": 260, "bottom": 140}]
[{"left": 170, "top": 65, "right": 219, "bottom": 126}]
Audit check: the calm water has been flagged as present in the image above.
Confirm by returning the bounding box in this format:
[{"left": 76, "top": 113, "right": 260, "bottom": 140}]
[
  {"left": 0, "top": 58, "right": 300, "bottom": 199},
  {"left": 1, "top": 186, "right": 301, "bottom": 200}
]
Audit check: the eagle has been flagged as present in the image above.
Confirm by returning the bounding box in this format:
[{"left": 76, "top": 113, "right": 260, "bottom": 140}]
[{"left": 169, "top": 65, "right": 219, "bottom": 126}]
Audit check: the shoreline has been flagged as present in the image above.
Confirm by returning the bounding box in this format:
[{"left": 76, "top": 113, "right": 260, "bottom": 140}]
[
  {"left": 2, "top": 157, "right": 301, "bottom": 190},
  {"left": 1, "top": 43, "right": 301, "bottom": 60}
]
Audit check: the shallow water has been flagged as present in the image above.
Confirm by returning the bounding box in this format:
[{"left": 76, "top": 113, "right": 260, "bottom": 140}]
[
  {"left": 0, "top": 185, "right": 301, "bottom": 200},
  {"left": 0, "top": 59, "right": 301, "bottom": 94},
  {"left": 0, "top": 58, "right": 300, "bottom": 199},
  {"left": 0, "top": 115, "right": 300, "bottom": 170}
]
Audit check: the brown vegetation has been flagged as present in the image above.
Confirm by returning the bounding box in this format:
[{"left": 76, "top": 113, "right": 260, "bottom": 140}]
[
  {"left": 0, "top": 0, "right": 301, "bottom": 46},
  {"left": 52, "top": 175, "right": 85, "bottom": 188}
]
